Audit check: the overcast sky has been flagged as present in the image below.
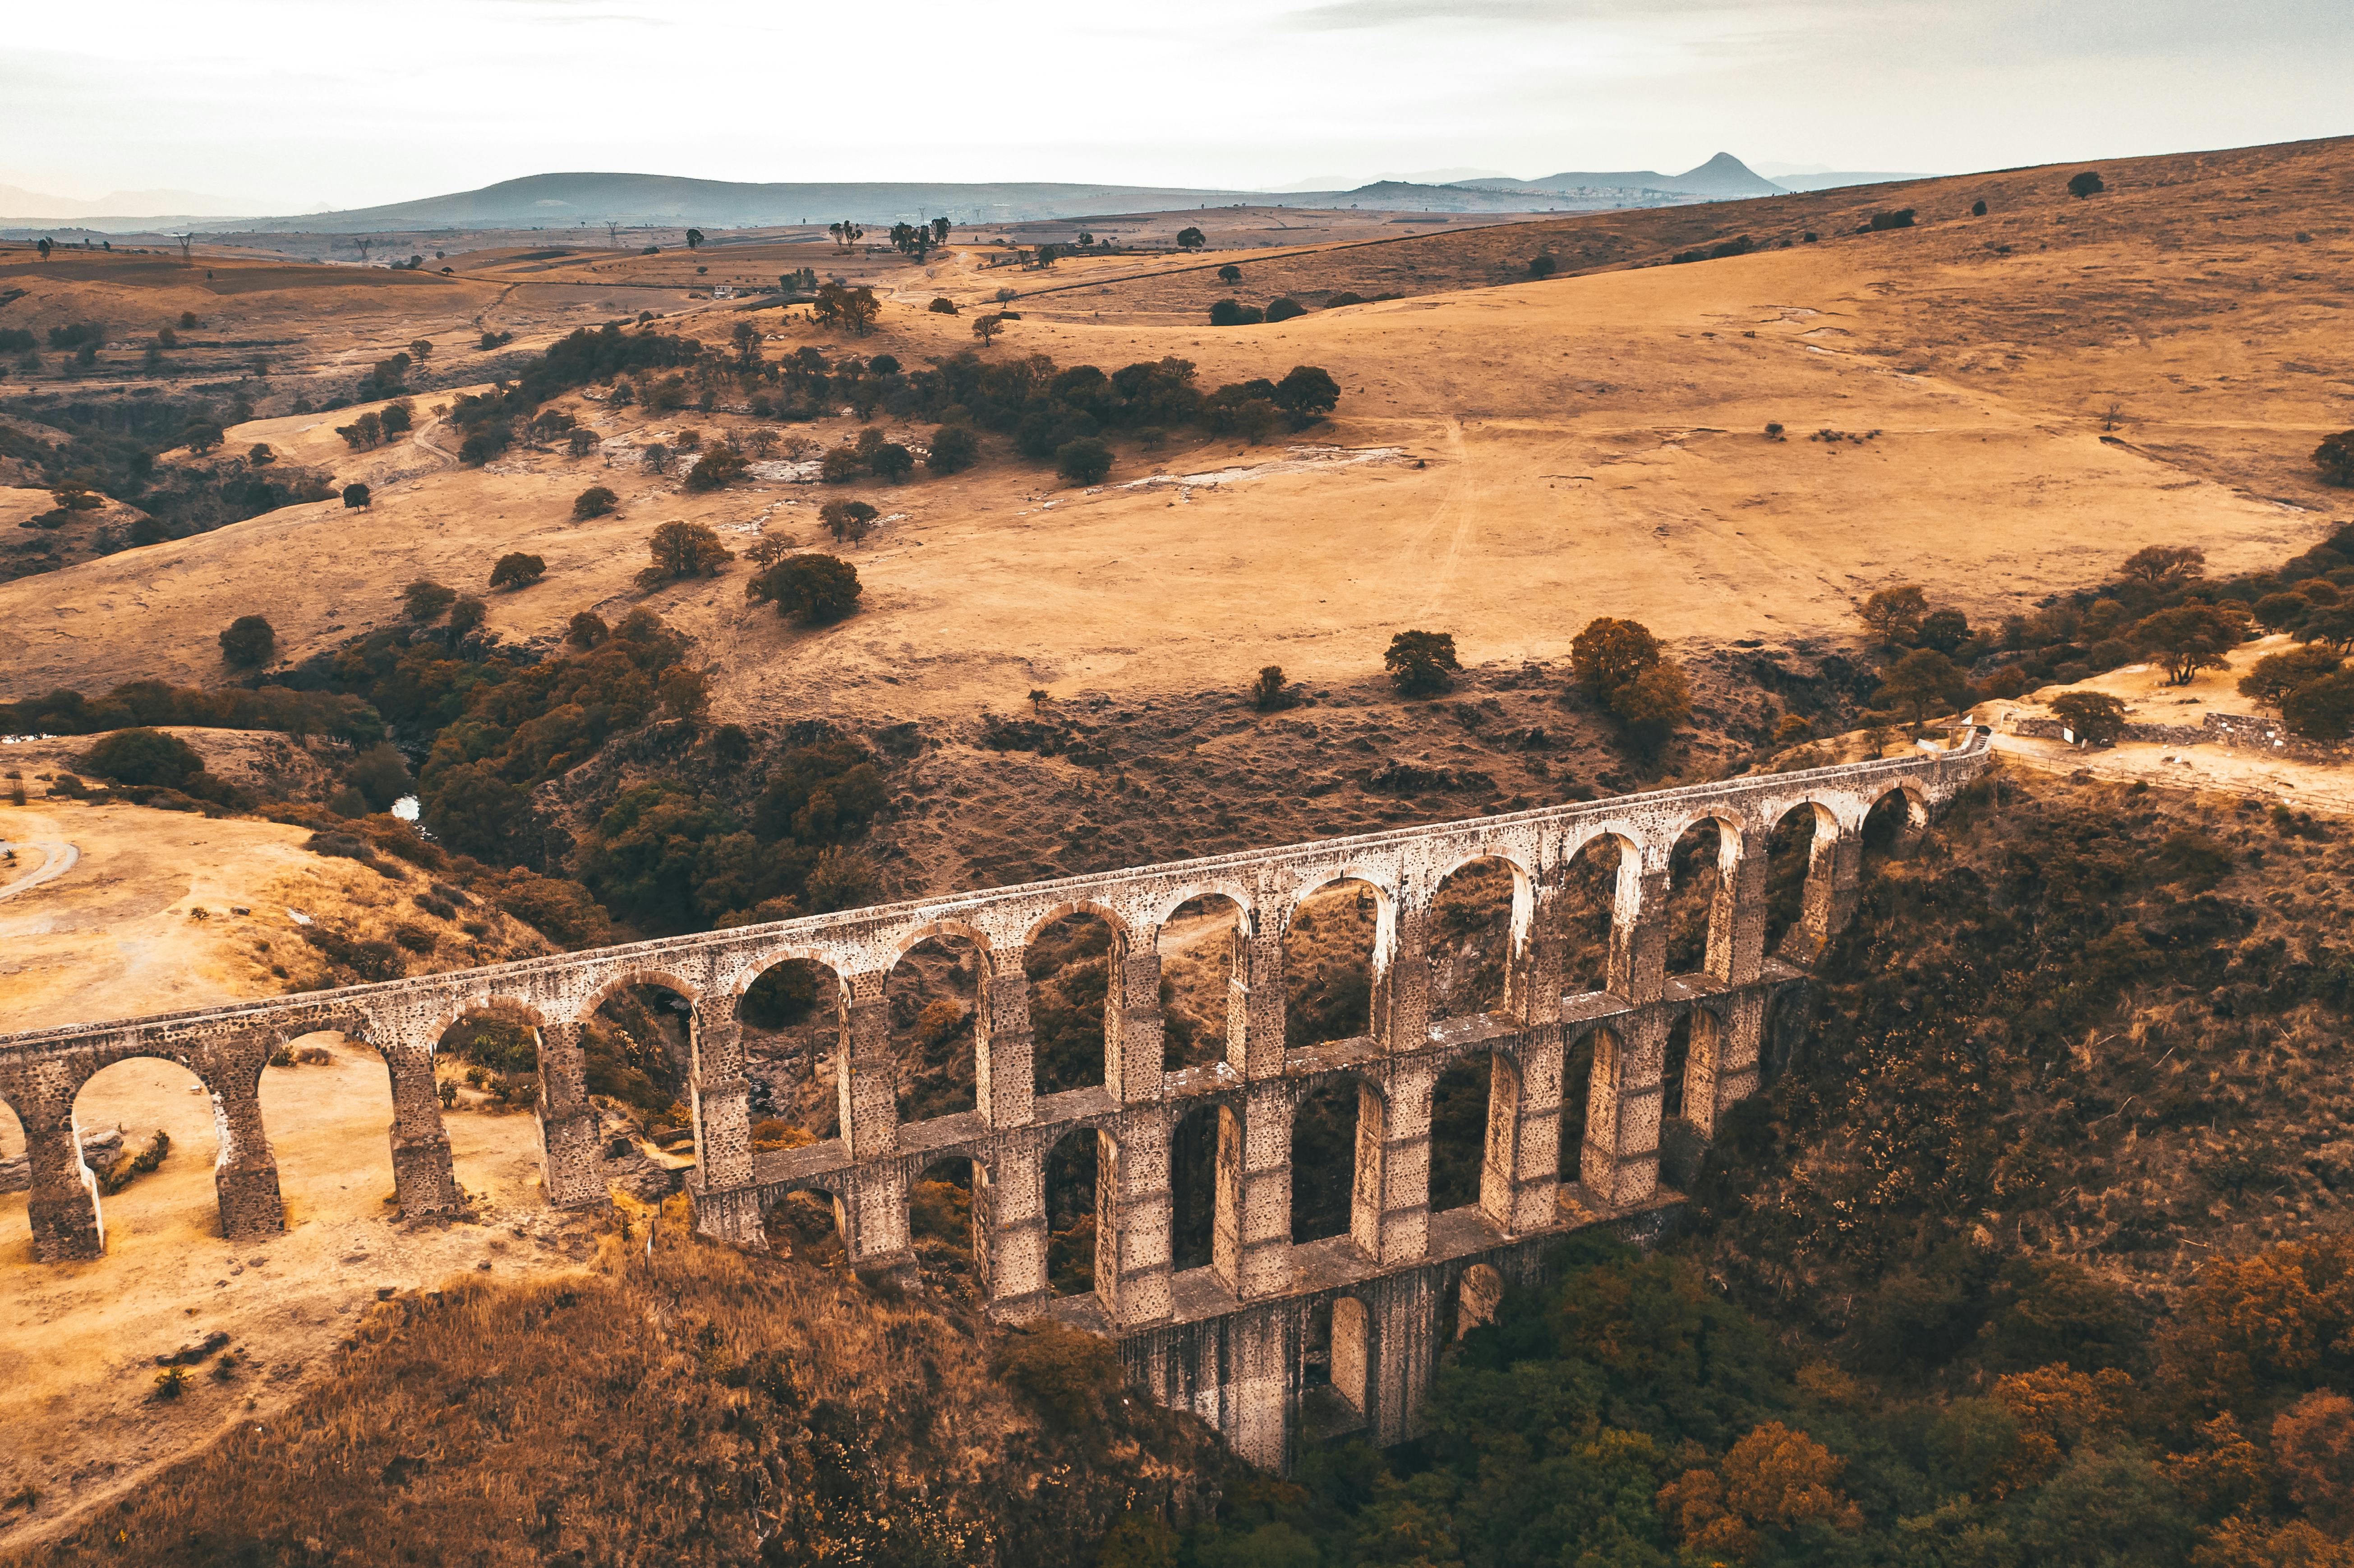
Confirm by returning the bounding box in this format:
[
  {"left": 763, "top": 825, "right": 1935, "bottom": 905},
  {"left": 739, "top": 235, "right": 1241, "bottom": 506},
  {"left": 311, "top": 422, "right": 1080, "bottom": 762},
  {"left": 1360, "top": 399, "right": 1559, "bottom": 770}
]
[{"left": 5, "top": 0, "right": 2347, "bottom": 212}]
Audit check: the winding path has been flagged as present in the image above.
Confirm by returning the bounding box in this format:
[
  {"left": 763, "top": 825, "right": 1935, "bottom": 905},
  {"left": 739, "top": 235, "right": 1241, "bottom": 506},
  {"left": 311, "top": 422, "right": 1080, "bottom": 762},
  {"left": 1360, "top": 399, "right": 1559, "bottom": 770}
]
[{"left": 0, "top": 839, "right": 79, "bottom": 902}]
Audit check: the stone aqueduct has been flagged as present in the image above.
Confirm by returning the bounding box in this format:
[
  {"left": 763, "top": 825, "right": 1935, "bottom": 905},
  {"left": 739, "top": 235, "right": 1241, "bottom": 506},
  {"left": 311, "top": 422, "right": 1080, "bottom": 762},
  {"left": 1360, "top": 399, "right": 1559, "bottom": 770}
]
[{"left": 0, "top": 734, "right": 1990, "bottom": 1468}]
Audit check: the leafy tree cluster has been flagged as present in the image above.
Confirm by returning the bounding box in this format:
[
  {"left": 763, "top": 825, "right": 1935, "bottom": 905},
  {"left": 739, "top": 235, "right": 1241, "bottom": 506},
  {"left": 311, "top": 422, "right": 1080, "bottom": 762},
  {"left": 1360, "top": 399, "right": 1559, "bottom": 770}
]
[
  {"left": 445, "top": 324, "right": 704, "bottom": 465},
  {"left": 1571, "top": 616, "right": 1693, "bottom": 747},
  {"left": 574, "top": 737, "right": 885, "bottom": 932},
  {"left": 0, "top": 681, "right": 380, "bottom": 746}
]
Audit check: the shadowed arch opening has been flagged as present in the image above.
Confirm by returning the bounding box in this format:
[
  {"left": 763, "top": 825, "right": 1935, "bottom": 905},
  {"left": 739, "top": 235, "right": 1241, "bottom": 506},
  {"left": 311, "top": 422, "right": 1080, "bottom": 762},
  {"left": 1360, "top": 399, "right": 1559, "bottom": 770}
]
[
  {"left": 1764, "top": 804, "right": 1833, "bottom": 958},
  {"left": 911, "top": 1153, "right": 979, "bottom": 1297},
  {"left": 1291, "top": 1077, "right": 1363, "bottom": 1244},
  {"left": 1043, "top": 1127, "right": 1100, "bottom": 1297},
  {"left": 1561, "top": 1026, "right": 1611, "bottom": 1191},
  {"left": 1458, "top": 1262, "right": 1505, "bottom": 1339},
  {"left": 1170, "top": 1100, "right": 1225, "bottom": 1274},
  {"left": 1429, "top": 859, "right": 1519, "bottom": 1021},
  {"left": 0, "top": 1097, "right": 24, "bottom": 1234},
  {"left": 1663, "top": 817, "right": 1731, "bottom": 976},
  {"left": 1763, "top": 989, "right": 1808, "bottom": 1086},
  {"left": 586, "top": 984, "right": 693, "bottom": 1150},
  {"left": 1429, "top": 1053, "right": 1494, "bottom": 1212},
  {"left": 737, "top": 957, "right": 845, "bottom": 1142},
  {"left": 1558, "top": 836, "right": 1627, "bottom": 994},
  {"left": 1300, "top": 1295, "right": 1372, "bottom": 1440},
  {"left": 1158, "top": 894, "right": 1244, "bottom": 1070},
  {"left": 1286, "top": 879, "right": 1380, "bottom": 1049},
  {"left": 260, "top": 1030, "right": 394, "bottom": 1228},
  {"left": 888, "top": 933, "right": 984, "bottom": 1124},
  {"left": 68, "top": 1057, "right": 218, "bottom": 1242},
  {"left": 1863, "top": 786, "right": 1927, "bottom": 867},
  {"left": 764, "top": 1183, "right": 846, "bottom": 1267},
  {"left": 436, "top": 1002, "right": 545, "bottom": 1117},
  {"left": 1029, "top": 911, "right": 1115, "bottom": 1099}
]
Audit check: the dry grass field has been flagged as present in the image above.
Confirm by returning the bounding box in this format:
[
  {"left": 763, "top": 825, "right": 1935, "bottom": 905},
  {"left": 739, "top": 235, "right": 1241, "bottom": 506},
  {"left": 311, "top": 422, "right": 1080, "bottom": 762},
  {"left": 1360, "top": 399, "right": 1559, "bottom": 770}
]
[{"left": 2, "top": 138, "right": 2346, "bottom": 726}]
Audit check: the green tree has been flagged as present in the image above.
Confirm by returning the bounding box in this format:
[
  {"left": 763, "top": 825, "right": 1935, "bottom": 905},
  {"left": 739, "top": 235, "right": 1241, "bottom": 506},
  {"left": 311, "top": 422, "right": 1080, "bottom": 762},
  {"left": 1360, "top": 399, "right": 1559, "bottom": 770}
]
[
  {"left": 182, "top": 421, "right": 225, "bottom": 455},
  {"left": 1859, "top": 584, "right": 1929, "bottom": 648},
  {"left": 572, "top": 485, "right": 617, "bottom": 520},
  {"left": 488, "top": 552, "right": 546, "bottom": 590},
  {"left": 642, "top": 520, "right": 733, "bottom": 582},
  {"left": 867, "top": 441, "right": 915, "bottom": 482},
  {"left": 2048, "top": 690, "right": 2129, "bottom": 745},
  {"left": 78, "top": 728, "right": 203, "bottom": 788},
  {"left": 402, "top": 579, "right": 457, "bottom": 621},
  {"left": 2119, "top": 543, "right": 2205, "bottom": 590},
  {"left": 1611, "top": 660, "right": 1692, "bottom": 744},
  {"left": 685, "top": 228, "right": 704, "bottom": 249},
  {"left": 1273, "top": 365, "right": 1341, "bottom": 428},
  {"left": 682, "top": 449, "right": 749, "bottom": 492},
  {"left": 1265, "top": 297, "right": 1306, "bottom": 323},
  {"left": 928, "top": 296, "right": 958, "bottom": 315},
  {"left": 1571, "top": 617, "right": 1662, "bottom": 700},
  {"left": 2315, "top": 430, "right": 2354, "bottom": 487},
  {"left": 973, "top": 313, "right": 1006, "bottom": 345},
  {"left": 2135, "top": 603, "right": 2239, "bottom": 684},
  {"left": 1176, "top": 227, "right": 1206, "bottom": 251},
  {"left": 927, "top": 425, "right": 979, "bottom": 474},
  {"left": 218, "top": 615, "right": 276, "bottom": 668},
  {"left": 246, "top": 442, "right": 275, "bottom": 467},
  {"left": 811, "top": 282, "right": 880, "bottom": 335},
  {"left": 820, "top": 499, "right": 878, "bottom": 542},
  {"left": 1875, "top": 647, "right": 1970, "bottom": 730},
  {"left": 421, "top": 761, "right": 530, "bottom": 859},
  {"left": 1218, "top": 263, "right": 1242, "bottom": 282},
  {"left": 747, "top": 553, "right": 863, "bottom": 625},
  {"left": 2067, "top": 170, "right": 2106, "bottom": 198},
  {"left": 1056, "top": 437, "right": 1113, "bottom": 485},
  {"left": 1385, "top": 630, "right": 1460, "bottom": 697},
  {"left": 2281, "top": 670, "right": 2354, "bottom": 740},
  {"left": 2238, "top": 645, "right": 2341, "bottom": 707}
]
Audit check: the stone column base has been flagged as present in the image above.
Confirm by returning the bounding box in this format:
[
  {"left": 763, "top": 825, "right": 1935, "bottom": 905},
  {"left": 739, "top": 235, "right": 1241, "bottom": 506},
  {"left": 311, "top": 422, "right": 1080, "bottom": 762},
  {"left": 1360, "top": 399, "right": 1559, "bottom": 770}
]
[
  {"left": 216, "top": 1163, "right": 285, "bottom": 1240},
  {"left": 29, "top": 1181, "right": 103, "bottom": 1262},
  {"left": 537, "top": 1106, "right": 608, "bottom": 1210},
  {"left": 390, "top": 1131, "right": 464, "bottom": 1216},
  {"left": 691, "top": 1181, "right": 767, "bottom": 1249}
]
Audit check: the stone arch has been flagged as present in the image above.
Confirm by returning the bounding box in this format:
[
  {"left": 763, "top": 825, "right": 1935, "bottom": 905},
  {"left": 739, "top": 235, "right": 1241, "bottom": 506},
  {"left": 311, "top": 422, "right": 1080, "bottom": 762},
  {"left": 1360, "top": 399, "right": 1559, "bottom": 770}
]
[
  {"left": 1041, "top": 1123, "right": 1103, "bottom": 1300},
  {"left": 1761, "top": 800, "right": 1839, "bottom": 959},
  {"left": 66, "top": 1052, "right": 240, "bottom": 1248},
  {"left": 1862, "top": 779, "right": 1930, "bottom": 860},
  {"left": 1022, "top": 897, "right": 1131, "bottom": 952},
  {"left": 1167, "top": 1097, "right": 1227, "bottom": 1274},
  {"left": 1282, "top": 877, "right": 1386, "bottom": 1052},
  {"left": 1662, "top": 814, "right": 1737, "bottom": 979},
  {"left": 1156, "top": 892, "right": 1249, "bottom": 1071},
  {"left": 1554, "top": 830, "right": 1635, "bottom": 995},
  {"left": 762, "top": 1178, "right": 848, "bottom": 1265},
  {"left": 889, "top": 916, "right": 997, "bottom": 970},
  {"left": 1290, "top": 1071, "right": 1371, "bottom": 1244},
  {"left": 733, "top": 950, "right": 850, "bottom": 1142},
  {"left": 1277, "top": 868, "right": 1395, "bottom": 941},
  {"left": 258, "top": 1026, "right": 394, "bottom": 1232},
  {"left": 1458, "top": 1261, "right": 1505, "bottom": 1338},
  {"left": 572, "top": 968, "right": 701, "bottom": 1025},
  {"left": 1151, "top": 879, "right": 1258, "bottom": 934},
  {"left": 1565, "top": 1022, "right": 1622, "bottom": 1196},
  {"left": 887, "top": 924, "right": 988, "bottom": 1126},
  {"left": 1426, "top": 855, "right": 1529, "bottom": 1024},
  {"left": 909, "top": 1150, "right": 984, "bottom": 1288}
]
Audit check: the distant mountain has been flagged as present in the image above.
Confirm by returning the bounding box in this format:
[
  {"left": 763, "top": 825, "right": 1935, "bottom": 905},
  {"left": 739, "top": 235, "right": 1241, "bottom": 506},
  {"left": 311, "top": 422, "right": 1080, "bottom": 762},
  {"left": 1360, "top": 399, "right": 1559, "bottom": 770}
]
[
  {"left": 1453, "top": 152, "right": 1787, "bottom": 200},
  {"left": 0, "top": 183, "right": 262, "bottom": 220}
]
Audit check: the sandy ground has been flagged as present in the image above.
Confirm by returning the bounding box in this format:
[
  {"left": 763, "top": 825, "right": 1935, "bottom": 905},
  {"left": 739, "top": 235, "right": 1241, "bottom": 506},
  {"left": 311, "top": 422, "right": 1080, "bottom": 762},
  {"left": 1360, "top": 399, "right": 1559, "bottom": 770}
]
[
  {"left": 0, "top": 797, "right": 552, "bottom": 1036},
  {"left": 0, "top": 1035, "right": 583, "bottom": 1549},
  {"left": 1978, "top": 638, "right": 2354, "bottom": 816}
]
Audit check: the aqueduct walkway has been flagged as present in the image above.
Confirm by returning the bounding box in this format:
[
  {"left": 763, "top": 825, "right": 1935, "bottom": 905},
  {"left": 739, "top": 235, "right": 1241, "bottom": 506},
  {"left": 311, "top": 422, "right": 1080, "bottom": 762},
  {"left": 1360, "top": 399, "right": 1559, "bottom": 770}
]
[{"left": 0, "top": 732, "right": 1990, "bottom": 1468}]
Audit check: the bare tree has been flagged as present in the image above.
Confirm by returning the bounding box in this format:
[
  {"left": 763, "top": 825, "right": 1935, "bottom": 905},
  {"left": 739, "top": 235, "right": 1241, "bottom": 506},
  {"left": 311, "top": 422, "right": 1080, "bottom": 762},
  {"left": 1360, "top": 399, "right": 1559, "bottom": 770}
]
[
  {"left": 348, "top": 236, "right": 373, "bottom": 263},
  {"left": 174, "top": 233, "right": 195, "bottom": 264}
]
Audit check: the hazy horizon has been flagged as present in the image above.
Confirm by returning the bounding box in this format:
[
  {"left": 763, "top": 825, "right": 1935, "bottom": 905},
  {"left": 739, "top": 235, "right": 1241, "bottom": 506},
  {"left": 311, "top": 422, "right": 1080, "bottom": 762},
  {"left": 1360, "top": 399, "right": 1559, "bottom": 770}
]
[{"left": 5, "top": 0, "right": 2349, "bottom": 216}]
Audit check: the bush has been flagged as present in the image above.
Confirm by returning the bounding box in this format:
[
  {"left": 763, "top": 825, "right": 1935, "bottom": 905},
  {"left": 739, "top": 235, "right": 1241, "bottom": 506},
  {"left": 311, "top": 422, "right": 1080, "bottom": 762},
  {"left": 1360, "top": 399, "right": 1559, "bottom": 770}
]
[
  {"left": 488, "top": 552, "right": 545, "bottom": 590},
  {"left": 402, "top": 579, "right": 457, "bottom": 621},
  {"left": 571, "top": 485, "right": 618, "bottom": 520},
  {"left": 2281, "top": 670, "right": 2354, "bottom": 740},
  {"left": 927, "top": 424, "right": 979, "bottom": 474},
  {"left": 2049, "top": 690, "right": 2128, "bottom": 745},
  {"left": 218, "top": 615, "right": 275, "bottom": 668},
  {"left": 1264, "top": 297, "right": 1306, "bottom": 322},
  {"left": 747, "top": 553, "right": 862, "bottom": 625},
  {"left": 1250, "top": 665, "right": 1293, "bottom": 712},
  {"left": 1208, "top": 299, "right": 1263, "bottom": 327},
  {"left": 820, "top": 499, "right": 878, "bottom": 542},
  {"left": 1863, "top": 209, "right": 1916, "bottom": 231},
  {"left": 2068, "top": 170, "right": 2106, "bottom": 198},
  {"left": 681, "top": 449, "right": 749, "bottom": 492},
  {"left": 927, "top": 297, "right": 958, "bottom": 315},
  {"left": 819, "top": 446, "right": 864, "bottom": 484},
  {"left": 1384, "top": 630, "right": 1460, "bottom": 697},
  {"left": 991, "top": 1320, "right": 1120, "bottom": 1426},
  {"left": 341, "top": 483, "right": 371, "bottom": 509},
  {"left": 79, "top": 728, "right": 203, "bottom": 788},
  {"left": 2315, "top": 430, "right": 2354, "bottom": 487},
  {"left": 641, "top": 520, "right": 732, "bottom": 583},
  {"left": 1217, "top": 264, "right": 1242, "bottom": 283},
  {"left": 1055, "top": 437, "right": 1113, "bottom": 485}
]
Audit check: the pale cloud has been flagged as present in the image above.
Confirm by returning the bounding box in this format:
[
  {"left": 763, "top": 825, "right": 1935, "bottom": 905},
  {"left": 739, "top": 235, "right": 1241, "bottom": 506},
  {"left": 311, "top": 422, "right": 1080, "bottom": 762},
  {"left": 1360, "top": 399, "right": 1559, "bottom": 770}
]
[{"left": 0, "top": 0, "right": 2346, "bottom": 213}]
